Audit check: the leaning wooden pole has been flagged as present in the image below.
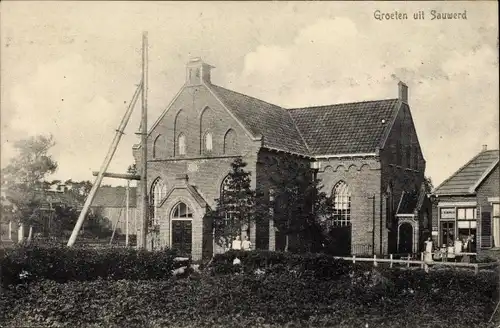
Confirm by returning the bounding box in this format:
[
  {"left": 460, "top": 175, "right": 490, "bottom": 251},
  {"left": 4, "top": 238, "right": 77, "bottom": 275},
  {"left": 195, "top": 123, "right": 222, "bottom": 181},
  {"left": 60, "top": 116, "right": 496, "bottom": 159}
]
[
  {"left": 67, "top": 82, "right": 142, "bottom": 247},
  {"left": 140, "top": 31, "right": 149, "bottom": 249}
]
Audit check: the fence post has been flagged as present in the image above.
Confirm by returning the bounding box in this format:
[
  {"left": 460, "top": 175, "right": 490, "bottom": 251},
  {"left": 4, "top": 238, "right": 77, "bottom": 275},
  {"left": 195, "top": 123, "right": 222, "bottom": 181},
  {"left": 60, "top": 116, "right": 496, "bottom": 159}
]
[
  {"left": 390, "top": 254, "right": 393, "bottom": 268},
  {"left": 373, "top": 254, "right": 378, "bottom": 267},
  {"left": 420, "top": 252, "right": 424, "bottom": 269},
  {"left": 352, "top": 255, "right": 356, "bottom": 264},
  {"left": 407, "top": 255, "right": 410, "bottom": 268},
  {"left": 474, "top": 264, "right": 479, "bottom": 276}
]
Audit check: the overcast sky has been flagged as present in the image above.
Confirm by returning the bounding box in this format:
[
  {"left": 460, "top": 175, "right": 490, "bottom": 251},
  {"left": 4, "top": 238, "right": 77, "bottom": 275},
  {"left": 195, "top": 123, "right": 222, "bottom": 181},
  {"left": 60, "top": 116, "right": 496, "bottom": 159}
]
[{"left": 1, "top": 1, "right": 498, "bottom": 188}]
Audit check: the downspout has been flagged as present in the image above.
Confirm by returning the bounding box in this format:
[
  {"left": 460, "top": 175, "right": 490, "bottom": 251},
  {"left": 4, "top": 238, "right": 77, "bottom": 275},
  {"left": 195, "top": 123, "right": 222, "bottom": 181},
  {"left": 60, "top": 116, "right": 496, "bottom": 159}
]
[
  {"left": 380, "top": 193, "right": 383, "bottom": 255},
  {"left": 371, "top": 195, "right": 376, "bottom": 256}
]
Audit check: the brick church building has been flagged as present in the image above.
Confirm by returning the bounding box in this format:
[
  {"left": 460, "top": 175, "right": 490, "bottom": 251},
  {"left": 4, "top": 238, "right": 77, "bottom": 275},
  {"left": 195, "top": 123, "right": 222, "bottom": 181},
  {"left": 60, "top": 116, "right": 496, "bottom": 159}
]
[{"left": 133, "top": 58, "right": 429, "bottom": 260}]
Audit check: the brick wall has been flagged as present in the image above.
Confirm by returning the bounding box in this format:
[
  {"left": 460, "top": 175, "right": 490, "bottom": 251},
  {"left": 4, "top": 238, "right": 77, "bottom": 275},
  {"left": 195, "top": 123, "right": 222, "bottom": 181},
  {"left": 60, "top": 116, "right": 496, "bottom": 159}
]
[
  {"left": 133, "top": 82, "right": 262, "bottom": 259},
  {"left": 380, "top": 102, "right": 425, "bottom": 253},
  {"left": 476, "top": 164, "right": 499, "bottom": 248},
  {"left": 316, "top": 157, "right": 383, "bottom": 254}
]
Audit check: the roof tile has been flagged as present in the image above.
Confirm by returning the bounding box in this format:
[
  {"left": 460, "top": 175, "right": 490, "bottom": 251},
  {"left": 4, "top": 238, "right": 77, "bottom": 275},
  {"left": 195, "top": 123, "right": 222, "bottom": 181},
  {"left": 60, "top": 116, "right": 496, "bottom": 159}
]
[{"left": 434, "top": 150, "right": 499, "bottom": 195}]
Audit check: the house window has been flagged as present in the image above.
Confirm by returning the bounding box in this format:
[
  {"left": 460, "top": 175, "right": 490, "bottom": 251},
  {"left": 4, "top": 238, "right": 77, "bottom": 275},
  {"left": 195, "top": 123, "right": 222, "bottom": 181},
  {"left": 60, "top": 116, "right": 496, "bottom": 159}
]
[
  {"left": 492, "top": 203, "right": 500, "bottom": 247},
  {"left": 178, "top": 133, "right": 186, "bottom": 156},
  {"left": 439, "top": 206, "right": 477, "bottom": 249},
  {"left": 332, "top": 181, "right": 351, "bottom": 227},
  {"left": 204, "top": 132, "right": 213, "bottom": 152}
]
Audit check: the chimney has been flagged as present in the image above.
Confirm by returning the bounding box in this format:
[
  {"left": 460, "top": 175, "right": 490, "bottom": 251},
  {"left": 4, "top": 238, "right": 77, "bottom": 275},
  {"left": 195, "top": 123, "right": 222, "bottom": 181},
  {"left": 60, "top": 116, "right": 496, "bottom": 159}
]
[
  {"left": 398, "top": 81, "right": 408, "bottom": 104},
  {"left": 482, "top": 144, "right": 488, "bottom": 152},
  {"left": 186, "top": 57, "right": 215, "bottom": 86}
]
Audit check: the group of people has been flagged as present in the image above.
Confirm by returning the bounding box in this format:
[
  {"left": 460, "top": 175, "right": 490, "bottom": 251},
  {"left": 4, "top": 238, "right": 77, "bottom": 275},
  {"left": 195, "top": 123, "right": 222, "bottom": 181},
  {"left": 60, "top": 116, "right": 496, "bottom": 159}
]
[
  {"left": 231, "top": 235, "right": 252, "bottom": 251},
  {"left": 424, "top": 234, "right": 476, "bottom": 265}
]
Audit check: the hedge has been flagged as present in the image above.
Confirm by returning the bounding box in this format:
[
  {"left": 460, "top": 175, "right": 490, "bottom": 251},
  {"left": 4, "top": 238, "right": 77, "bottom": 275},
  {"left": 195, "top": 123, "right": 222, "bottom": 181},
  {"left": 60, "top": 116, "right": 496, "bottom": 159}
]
[
  {"left": 1, "top": 245, "right": 183, "bottom": 286},
  {"left": 0, "top": 271, "right": 497, "bottom": 328},
  {"left": 212, "top": 250, "right": 374, "bottom": 276}
]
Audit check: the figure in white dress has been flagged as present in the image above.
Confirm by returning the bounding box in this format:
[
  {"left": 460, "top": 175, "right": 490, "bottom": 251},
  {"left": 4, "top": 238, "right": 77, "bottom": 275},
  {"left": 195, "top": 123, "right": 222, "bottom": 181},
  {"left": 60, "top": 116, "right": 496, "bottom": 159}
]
[
  {"left": 232, "top": 235, "right": 242, "bottom": 250},
  {"left": 242, "top": 235, "right": 252, "bottom": 251},
  {"left": 424, "top": 237, "right": 433, "bottom": 272}
]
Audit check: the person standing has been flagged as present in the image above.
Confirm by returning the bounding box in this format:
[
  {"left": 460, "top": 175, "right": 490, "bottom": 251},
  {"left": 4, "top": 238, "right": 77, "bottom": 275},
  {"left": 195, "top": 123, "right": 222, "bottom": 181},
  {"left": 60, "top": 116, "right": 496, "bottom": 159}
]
[
  {"left": 424, "top": 237, "right": 433, "bottom": 272},
  {"left": 454, "top": 237, "right": 463, "bottom": 262},
  {"left": 232, "top": 235, "right": 242, "bottom": 250},
  {"left": 242, "top": 235, "right": 252, "bottom": 251}
]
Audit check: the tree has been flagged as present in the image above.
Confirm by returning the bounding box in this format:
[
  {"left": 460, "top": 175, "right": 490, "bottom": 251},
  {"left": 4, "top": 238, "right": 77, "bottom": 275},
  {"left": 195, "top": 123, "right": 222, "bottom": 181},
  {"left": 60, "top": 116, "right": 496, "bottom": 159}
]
[
  {"left": 1, "top": 135, "right": 58, "bottom": 242},
  {"left": 424, "top": 176, "right": 434, "bottom": 194},
  {"left": 204, "top": 158, "right": 260, "bottom": 250},
  {"left": 271, "top": 160, "right": 334, "bottom": 253},
  {"left": 127, "top": 163, "right": 138, "bottom": 175}
]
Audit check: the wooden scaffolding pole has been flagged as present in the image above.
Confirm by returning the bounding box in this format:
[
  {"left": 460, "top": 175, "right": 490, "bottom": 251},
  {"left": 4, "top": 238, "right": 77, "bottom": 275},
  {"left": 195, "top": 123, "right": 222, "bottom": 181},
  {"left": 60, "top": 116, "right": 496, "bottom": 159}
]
[
  {"left": 67, "top": 82, "right": 142, "bottom": 247},
  {"left": 140, "top": 31, "right": 149, "bottom": 249}
]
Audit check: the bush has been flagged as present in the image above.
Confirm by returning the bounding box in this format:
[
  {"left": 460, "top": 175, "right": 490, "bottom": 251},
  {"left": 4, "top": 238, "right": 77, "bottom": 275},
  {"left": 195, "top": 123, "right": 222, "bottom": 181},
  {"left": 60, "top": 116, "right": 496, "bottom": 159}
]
[
  {"left": 211, "top": 250, "right": 373, "bottom": 278},
  {"left": 1, "top": 245, "right": 181, "bottom": 286},
  {"left": 0, "top": 272, "right": 497, "bottom": 328}
]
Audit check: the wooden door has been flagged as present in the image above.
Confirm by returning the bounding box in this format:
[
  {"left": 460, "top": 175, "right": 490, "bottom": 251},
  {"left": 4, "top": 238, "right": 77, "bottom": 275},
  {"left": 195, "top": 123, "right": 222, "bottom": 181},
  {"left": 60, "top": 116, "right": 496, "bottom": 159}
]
[{"left": 172, "top": 220, "right": 192, "bottom": 256}]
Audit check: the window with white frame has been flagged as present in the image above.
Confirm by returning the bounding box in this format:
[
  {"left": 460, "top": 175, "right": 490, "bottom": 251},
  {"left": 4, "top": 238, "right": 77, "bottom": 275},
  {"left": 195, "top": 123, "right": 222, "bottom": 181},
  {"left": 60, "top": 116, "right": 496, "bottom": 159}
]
[
  {"left": 493, "top": 203, "right": 500, "bottom": 247},
  {"left": 457, "top": 207, "right": 477, "bottom": 247},
  {"left": 204, "top": 132, "right": 213, "bottom": 152},
  {"left": 332, "top": 181, "right": 351, "bottom": 227},
  {"left": 178, "top": 133, "right": 186, "bottom": 156}
]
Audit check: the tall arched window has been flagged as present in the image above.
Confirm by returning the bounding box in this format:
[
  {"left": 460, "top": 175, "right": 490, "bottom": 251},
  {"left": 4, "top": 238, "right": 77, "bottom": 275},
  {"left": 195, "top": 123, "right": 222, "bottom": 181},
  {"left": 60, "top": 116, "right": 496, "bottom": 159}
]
[
  {"left": 153, "top": 135, "right": 161, "bottom": 159},
  {"left": 204, "top": 132, "right": 213, "bottom": 152},
  {"left": 178, "top": 133, "right": 186, "bottom": 156},
  {"left": 332, "top": 181, "right": 351, "bottom": 227},
  {"left": 223, "top": 129, "right": 237, "bottom": 154},
  {"left": 150, "top": 178, "right": 166, "bottom": 220}
]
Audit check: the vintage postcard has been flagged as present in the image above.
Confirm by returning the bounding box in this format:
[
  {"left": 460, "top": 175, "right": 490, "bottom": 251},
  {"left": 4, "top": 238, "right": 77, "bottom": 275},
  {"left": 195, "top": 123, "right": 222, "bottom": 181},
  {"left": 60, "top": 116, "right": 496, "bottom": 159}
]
[{"left": 1, "top": 1, "right": 499, "bottom": 327}]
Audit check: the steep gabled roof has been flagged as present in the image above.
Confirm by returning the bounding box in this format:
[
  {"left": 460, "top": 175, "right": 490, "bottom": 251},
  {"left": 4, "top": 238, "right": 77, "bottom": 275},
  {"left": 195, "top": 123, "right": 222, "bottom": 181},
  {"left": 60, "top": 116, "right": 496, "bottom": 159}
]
[
  {"left": 288, "top": 99, "right": 400, "bottom": 155},
  {"left": 208, "top": 84, "right": 310, "bottom": 155},
  {"left": 434, "top": 150, "right": 499, "bottom": 195},
  {"left": 92, "top": 186, "right": 137, "bottom": 208}
]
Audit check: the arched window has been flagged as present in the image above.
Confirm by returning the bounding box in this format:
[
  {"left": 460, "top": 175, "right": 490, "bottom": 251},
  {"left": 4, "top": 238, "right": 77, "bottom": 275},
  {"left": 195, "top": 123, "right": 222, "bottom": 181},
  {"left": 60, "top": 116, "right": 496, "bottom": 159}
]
[
  {"left": 171, "top": 202, "right": 193, "bottom": 219},
  {"left": 220, "top": 174, "right": 235, "bottom": 220},
  {"left": 150, "top": 178, "right": 166, "bottom": 220},
  {"left": 332, "top": 181, "right": 351, "bottom": 227},
  {"left": 204, "top": 132, "right": 213, "bottom": 152},
  {"left": 153, "top": 135, "right": 161, "bottom": 159},
  {"left": 178, "top": 133, "right": 186, "bottom": 156},
  {"left": 223, "top": 129, "right": 237, "bottom": 154}
]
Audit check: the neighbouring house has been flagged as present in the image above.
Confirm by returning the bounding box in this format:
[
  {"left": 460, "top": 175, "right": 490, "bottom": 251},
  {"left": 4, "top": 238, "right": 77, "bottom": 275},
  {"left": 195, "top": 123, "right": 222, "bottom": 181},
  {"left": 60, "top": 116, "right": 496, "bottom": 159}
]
[
  {"left": 90, "top": 186, "right": 138, "bottom": 236},
  {"left": 432, "top": 146, "right": 499, "bottom": 251},
  {"left": 133, "top": 58, "right": 428, "bottom": 260},
  {"left": 0, "top": 183, "right": 81, "bottom": 242}
]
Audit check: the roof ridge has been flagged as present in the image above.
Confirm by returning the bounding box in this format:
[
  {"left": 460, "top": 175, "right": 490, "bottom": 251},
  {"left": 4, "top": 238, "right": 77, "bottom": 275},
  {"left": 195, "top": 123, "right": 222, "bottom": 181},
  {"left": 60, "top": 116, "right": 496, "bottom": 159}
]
[
  {"left": 211, "top": 84, "right": 283, "bottom": 109},
  {"left": 288, "top": 98, "right": 399, "bottom": 111},
  {"left": 433, "top": 150, "right": 491, "bottom": 194}
]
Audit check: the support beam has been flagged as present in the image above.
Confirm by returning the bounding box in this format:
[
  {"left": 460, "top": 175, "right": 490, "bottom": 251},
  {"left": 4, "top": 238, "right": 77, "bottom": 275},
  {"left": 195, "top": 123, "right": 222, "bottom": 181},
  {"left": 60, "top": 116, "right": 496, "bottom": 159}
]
[
  {"left": 92, "top": 171, "right": 141, "bottom": 180},
  {"left": 140, "top": 31, "right": 149, "bottom": 249},
  {"left": 66, "top": 81, "right": 142, "bottom": 247}
]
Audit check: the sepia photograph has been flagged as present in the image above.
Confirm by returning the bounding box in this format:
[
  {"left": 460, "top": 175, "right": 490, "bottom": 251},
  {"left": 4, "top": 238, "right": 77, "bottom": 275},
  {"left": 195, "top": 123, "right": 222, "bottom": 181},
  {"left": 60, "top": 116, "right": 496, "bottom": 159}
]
[{"left": 1, "top": 1, "right": 499, "bottom": 327}]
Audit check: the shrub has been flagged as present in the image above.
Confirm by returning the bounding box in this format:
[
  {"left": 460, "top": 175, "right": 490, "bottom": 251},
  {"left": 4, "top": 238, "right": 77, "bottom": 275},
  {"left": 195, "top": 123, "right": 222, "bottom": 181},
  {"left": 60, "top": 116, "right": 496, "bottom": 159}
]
[
  {"left": 0, "top": 245, "right": 181, "bottom": 286},
  {"left": 0, "top": 272, "right": 497, "bottom": 328}
]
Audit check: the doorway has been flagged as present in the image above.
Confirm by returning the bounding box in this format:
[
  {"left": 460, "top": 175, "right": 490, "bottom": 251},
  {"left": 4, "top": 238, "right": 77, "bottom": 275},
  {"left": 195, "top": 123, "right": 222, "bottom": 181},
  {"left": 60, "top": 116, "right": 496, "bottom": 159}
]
[
  {"left": 440, "top": 221, "right": 455, "bottom": 247},
  {"left": 398, "top": 223, "right": 413, "bottom": 254},
  {"left": 171, "top": 202, "right": 193, "bottom": 257}
]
